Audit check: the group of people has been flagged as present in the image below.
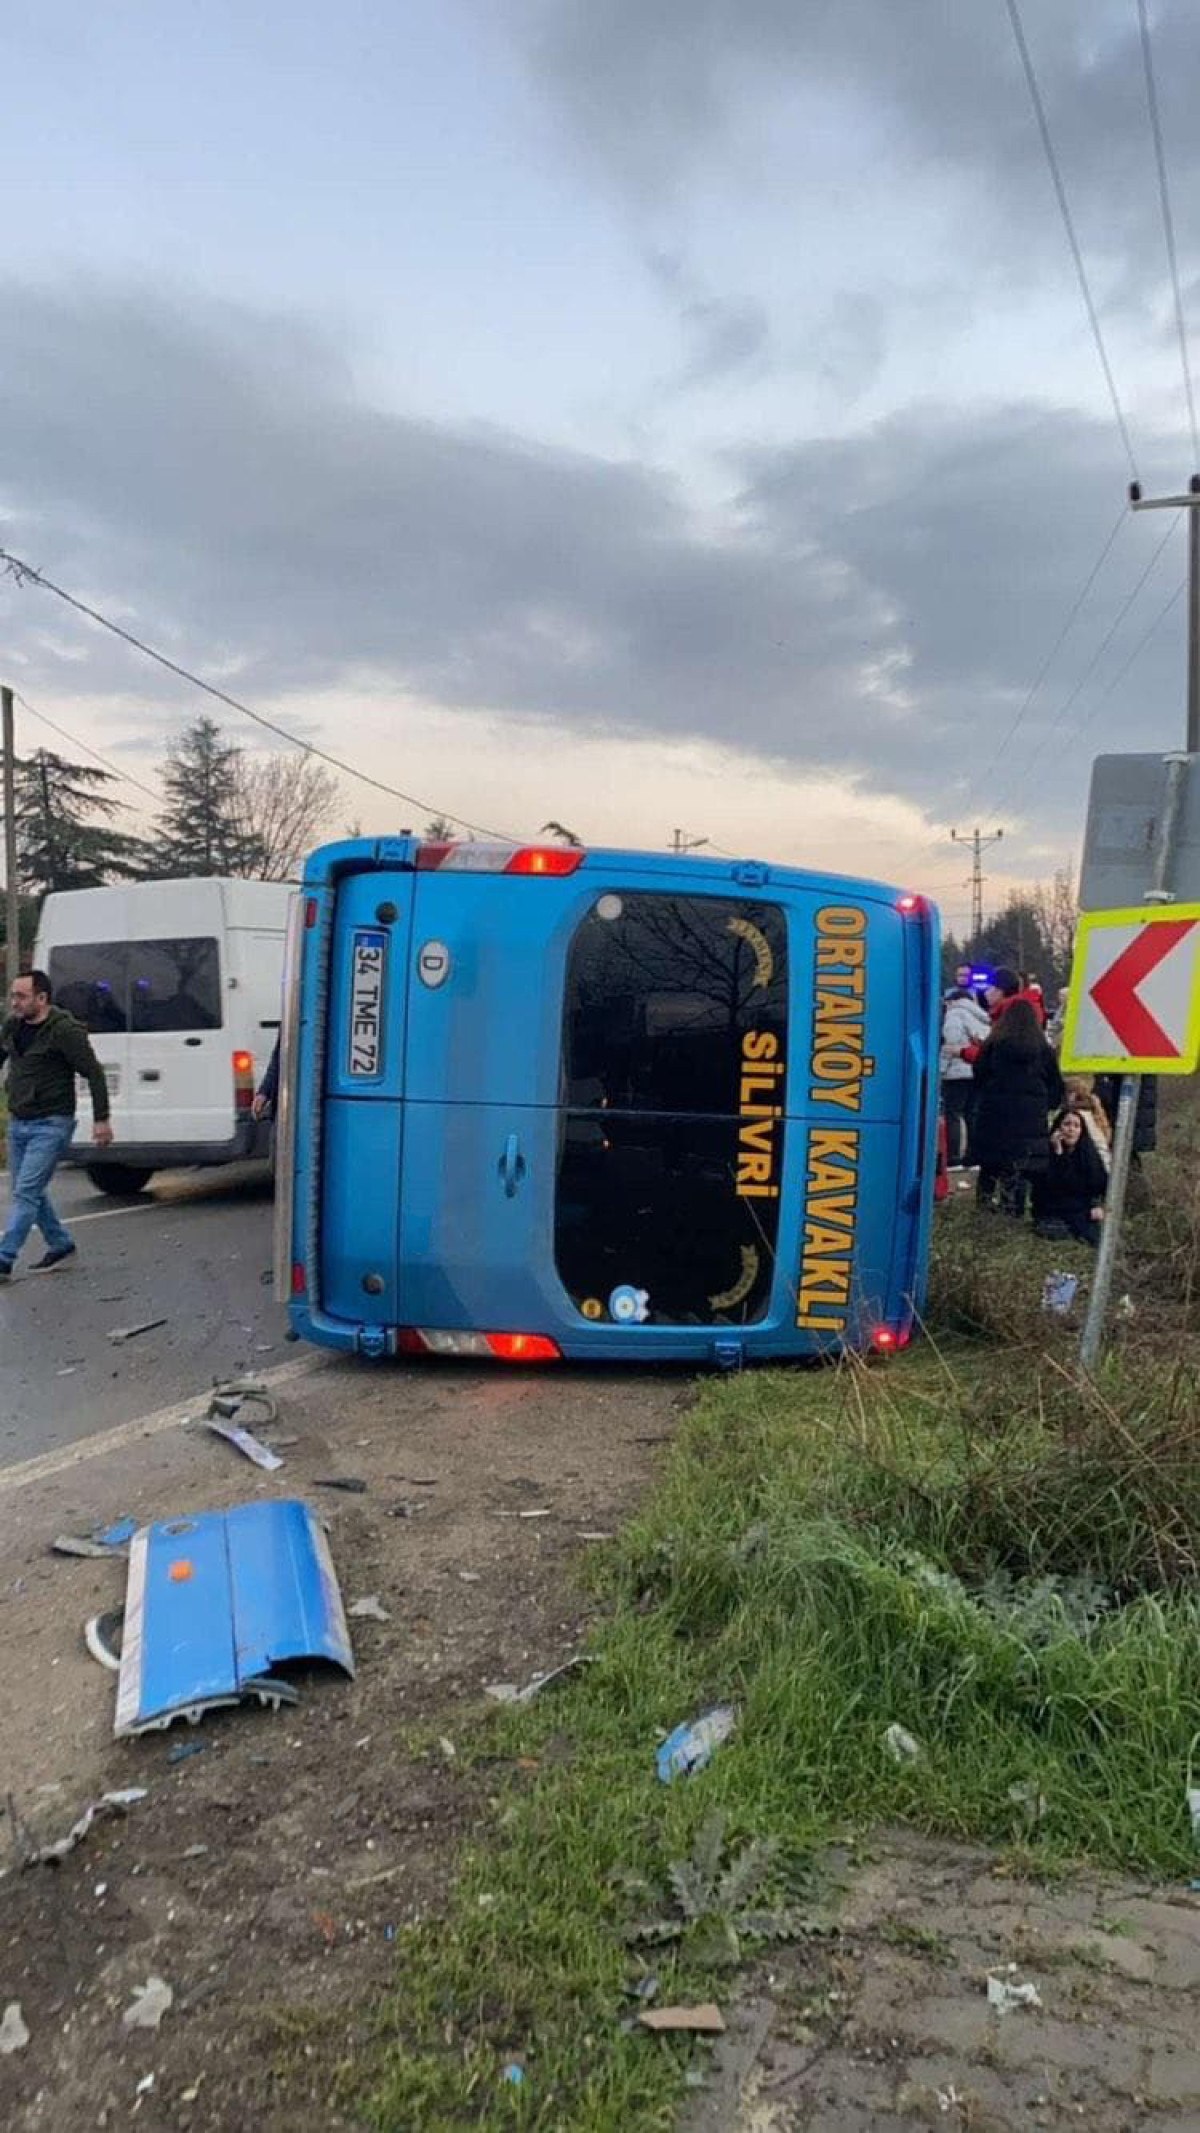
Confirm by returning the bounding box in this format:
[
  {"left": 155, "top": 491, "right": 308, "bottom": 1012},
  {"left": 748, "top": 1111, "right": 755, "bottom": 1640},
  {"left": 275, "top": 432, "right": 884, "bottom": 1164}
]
[{"left": 940, "top": 963, "right": 1112, "bottom": 1247}]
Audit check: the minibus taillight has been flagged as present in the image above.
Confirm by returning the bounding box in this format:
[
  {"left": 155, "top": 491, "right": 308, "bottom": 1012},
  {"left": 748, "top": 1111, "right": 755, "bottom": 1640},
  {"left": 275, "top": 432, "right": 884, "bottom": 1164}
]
[
  {"left": 397, "top": 1327, "right": 562, "bottom": 1362},
  {"left": 291, "top": 1262, "right": 307, "bottom": 1297},
  {"left": 233, "top": 1049, "right": 255, "bottom": 1112},
  {"left": 415, "top": 841, "right": 584, "bottom": 877},
  {"left": 871, "top": 1326, "right": 911, "bottom": 1354},
  {"left": 896, "top": 893, "right": 928, "bottom": 916}
]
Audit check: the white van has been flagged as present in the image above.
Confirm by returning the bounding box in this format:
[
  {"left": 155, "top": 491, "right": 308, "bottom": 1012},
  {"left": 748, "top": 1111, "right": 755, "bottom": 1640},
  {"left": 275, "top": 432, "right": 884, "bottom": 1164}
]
[{"left": 34, "top": 878, "right": 291, "bottom": 1195}]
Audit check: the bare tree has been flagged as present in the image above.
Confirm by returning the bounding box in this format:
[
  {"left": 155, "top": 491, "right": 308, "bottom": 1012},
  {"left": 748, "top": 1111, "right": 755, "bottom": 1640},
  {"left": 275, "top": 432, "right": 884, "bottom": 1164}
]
[
  {"left": 1029, "top": 867, "right": 1077, "bottom": 986},
  {"left": 234, "top": 752, "right": 340, "bottom": 879},
  {"left": 424, "top": 815, "right": 457, "bottom": 841},
  {"left": 541, "top": 819, "right": 583, "bottom": 846}
]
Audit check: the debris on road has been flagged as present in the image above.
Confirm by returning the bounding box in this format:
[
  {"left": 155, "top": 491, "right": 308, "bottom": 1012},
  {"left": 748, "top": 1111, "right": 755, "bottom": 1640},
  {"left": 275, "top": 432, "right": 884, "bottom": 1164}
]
[
  {"left": 122, "top": 1976, "right": 174, "bottom": 2031},
  {"left": 986, "top": 1968, "right": 1043, "bottom": 2014},
  {"left": 314, "top": 1476, "right": 367, "bottom": 1494},
  {"left": 656, "top": 1704, "right": 736, "bottom": 1783},
  {"left": 114, "top": 1501, "right": 354, "bottom": 1737},
  {"left": 638, "top": 2003, "right": 725, "bottom": 2034},
  {"left": 84, "top": 1608, "right": 125, "bottom": 1673},
  {"left": 0, "top": 2002, "right": 30, "bottom": 2054},
  {"left": 53, "top": 1516, "right": 137, "bottom": 1559},
  {"left": 884, "top": 1722, "right": 923, "bottom": 1763},
  {"left": 348, "top": 1595, "right": 389, "bottom": 1621},
  {"left": 1041, "top": 1272, "right": 1078, "bottom": 1316},
  {"left": 203, "top": 1416, "right": 283, "bottom": 1471},
  {"left": 26, "top": 1787, "right": 148, "bottom": 1867},
  {"left": 108, "top": 1318, "right": 168, "bottom": 1344},
  {"left": 167, "top": 1739, "right": 209, "bottom": 1766}
]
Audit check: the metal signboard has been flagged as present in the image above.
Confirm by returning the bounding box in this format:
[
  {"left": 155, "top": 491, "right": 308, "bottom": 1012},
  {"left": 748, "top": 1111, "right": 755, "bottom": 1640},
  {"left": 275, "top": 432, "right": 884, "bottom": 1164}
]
[
  {"left": 1079, "top": 753, "right": 1200, "bottom": 911},
  {"left": 1061, "top": 902, "right": 1200, "bottom": 1074}
]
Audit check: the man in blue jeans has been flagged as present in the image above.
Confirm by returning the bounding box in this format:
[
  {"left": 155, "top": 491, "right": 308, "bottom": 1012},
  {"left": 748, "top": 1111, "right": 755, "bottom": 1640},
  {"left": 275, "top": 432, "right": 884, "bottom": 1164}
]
[{"left": 0, "top": 969, "right": 113, "bottom": 1280}]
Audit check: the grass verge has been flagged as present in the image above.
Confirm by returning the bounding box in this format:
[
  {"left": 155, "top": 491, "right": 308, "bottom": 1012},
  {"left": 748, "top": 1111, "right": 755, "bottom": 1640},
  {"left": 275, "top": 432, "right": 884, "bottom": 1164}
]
[{"left": 357, "top": 1097, "right": 1200, "bottom": 2129}]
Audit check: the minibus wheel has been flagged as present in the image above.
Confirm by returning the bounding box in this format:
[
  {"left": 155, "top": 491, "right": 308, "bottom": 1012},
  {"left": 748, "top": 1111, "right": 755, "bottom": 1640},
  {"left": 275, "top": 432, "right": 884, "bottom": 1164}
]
[{"left": 85, "top": 1163, "right": 154, "bottom": 1196}]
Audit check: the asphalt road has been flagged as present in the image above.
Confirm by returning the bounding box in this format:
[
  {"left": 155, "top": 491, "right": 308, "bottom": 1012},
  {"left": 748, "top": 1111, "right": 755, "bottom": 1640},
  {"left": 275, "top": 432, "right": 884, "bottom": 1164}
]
[{"left": 0, "top": 1161, "right": 289, "bottom": 1465}]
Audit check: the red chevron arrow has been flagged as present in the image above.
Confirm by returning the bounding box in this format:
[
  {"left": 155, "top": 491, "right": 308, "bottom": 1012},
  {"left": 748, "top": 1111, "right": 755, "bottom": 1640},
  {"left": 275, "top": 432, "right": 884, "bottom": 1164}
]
[{"left": 1089, "top": 917, "right": 1196, "bottom": 1057}]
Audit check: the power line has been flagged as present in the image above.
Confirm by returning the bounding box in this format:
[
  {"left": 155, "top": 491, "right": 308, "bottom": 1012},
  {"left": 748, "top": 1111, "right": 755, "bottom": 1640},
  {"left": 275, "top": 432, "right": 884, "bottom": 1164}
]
[
  {"left": 0, "top": 548, "right": 521, "bottom": 844},
  {"left": 1136, "top": 0, "right": 1199, "bottom": 464},
  {"left": 988, "top": 508, "right": 1181, "bottom": 819},
  {"left": 1004, "top": 0, "right": 1139, "bottom": 482},
  {"left": 13, "top": 690, "right": 162, "bottom": 804},
  {"left": 930, "top": 505, "right": 1127, "bottom": 844}
]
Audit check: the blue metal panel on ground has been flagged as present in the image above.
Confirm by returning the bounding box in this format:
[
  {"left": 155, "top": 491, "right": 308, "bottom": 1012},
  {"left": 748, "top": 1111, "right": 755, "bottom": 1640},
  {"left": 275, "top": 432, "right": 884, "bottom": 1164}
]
[{"left": 114, "top": 1501, "right": 354, "bottom": 1738}]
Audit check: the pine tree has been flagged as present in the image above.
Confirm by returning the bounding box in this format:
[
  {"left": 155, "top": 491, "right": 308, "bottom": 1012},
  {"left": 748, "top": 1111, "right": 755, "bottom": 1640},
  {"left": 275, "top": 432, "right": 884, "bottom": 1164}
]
[
  {"left": 154, "top": 716, "right": 255, "bottom": 876},
  {"left": 15, "top": 749, "right": 150, "bottom": 895}
]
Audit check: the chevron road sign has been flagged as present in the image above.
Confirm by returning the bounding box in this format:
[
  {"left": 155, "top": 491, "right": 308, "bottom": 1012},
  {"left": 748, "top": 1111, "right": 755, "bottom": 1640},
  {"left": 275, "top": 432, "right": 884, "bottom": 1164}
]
[{"left": 1061, "top": 902, "right": 1200, "bottom": 1074}]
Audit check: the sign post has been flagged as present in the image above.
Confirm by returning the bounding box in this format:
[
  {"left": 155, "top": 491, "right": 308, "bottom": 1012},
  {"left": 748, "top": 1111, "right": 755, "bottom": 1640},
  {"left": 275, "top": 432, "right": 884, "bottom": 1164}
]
[{"left": 1069, "top": 754, "right": 1191, "bottom": 1368}]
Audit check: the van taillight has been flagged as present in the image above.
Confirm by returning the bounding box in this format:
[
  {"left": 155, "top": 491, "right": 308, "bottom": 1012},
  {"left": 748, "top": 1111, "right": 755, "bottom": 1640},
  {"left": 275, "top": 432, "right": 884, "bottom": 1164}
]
[
  {"left": 233, "top": 1049, "right": 255, "bottom": 1112},
  {"left": 397, "top": 1327, "right": 561, "bottom": 1362}
]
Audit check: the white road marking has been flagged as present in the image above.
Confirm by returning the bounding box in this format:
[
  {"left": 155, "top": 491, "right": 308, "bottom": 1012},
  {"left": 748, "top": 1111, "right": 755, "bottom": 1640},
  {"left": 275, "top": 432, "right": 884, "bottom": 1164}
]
[
  {"left": 0, "top": 1355, "right": 322, "bottom": 1496},
  {"left": 67, "top": 1202, "right": 159, "bottom": 1226}
]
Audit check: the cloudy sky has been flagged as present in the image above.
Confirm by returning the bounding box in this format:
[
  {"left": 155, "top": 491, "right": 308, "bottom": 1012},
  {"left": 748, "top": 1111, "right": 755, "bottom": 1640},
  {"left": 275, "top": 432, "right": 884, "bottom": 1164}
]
[{"left": 4, "top": 0, "right": 1200, "bottom": 932}]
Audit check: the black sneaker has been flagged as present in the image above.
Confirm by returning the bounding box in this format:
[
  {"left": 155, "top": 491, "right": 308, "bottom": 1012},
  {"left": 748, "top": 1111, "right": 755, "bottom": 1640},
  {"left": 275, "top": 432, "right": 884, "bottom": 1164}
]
[
  {"left": 0, "top": 1261, "right": 11, "bottom": 1283},
  {"left": 31, "top": 1244, "right": 76, "bottom": 1273}
]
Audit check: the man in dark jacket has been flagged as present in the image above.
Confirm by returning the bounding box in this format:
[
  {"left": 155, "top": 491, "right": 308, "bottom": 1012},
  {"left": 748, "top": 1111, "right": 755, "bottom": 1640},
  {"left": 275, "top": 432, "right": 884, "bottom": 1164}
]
[{"left": 0, "top": 969, "right": 112, "bottom": 1279}]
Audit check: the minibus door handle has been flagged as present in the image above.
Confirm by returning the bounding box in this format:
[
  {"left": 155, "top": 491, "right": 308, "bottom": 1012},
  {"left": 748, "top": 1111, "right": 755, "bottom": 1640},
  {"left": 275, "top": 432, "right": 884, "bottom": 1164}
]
[{"left": 498, "top": 1133, "right": 527, "bottom": 1198}]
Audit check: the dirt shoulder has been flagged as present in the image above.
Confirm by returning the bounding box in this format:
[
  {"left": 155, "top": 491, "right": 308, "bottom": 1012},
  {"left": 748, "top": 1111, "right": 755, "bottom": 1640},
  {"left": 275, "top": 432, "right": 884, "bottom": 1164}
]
[{"left": 0, "top": 1357, "right": 683, "bottom": 2131}]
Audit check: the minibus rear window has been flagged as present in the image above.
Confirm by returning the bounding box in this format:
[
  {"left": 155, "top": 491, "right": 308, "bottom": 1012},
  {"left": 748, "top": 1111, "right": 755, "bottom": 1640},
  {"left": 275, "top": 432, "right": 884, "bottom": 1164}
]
[{"left": 49, "top": 939, "right": 223, "bottom": 1033}]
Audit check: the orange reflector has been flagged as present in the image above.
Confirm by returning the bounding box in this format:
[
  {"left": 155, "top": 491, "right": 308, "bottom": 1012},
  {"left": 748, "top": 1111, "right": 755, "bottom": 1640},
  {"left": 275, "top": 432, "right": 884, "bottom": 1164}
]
[
  {"left": 485, "top": 1332, "right": 561, "bottom": 1362},
  {"left": 504, "top": 846, "right": 584, "bottom": 877},
  {"left": 168, "top": 1559, "right": 194, "bottom": 1583}
]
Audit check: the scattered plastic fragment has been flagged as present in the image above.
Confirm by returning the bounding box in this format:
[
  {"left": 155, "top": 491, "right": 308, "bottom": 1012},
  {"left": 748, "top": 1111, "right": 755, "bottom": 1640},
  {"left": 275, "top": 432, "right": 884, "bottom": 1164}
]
[
  {"left": 1041, "top": 1273, "right": 1078, "bottom": 1317},
  {"left": 167, "top": 1739, "right": 209, "bottom": 1766},
  {"left": 639, "top": 2003, "right": 725, "bottom": 2034},
  {"left": 122, "top": 1976, "right": 174, "bottom": 2031},
  {"left": 518, "top": 1508, "right": 552, "bottom": 1520},
  {"left": 501, "top": 2063, "right": 525, "bottom": 2085},
  {"left": 0, "top": 2002, "right": 29, "bottom": 2054},
  {"left": 114, "top": 1501, "right": 353, "bottom": 1737},
  {"left": 458, "top": 1570, "right": 481, "bottom": 1583},
  {"left": 203, "top": 1417, "right": 282, "bottom": 1471},
  {"left": 182, "top": 1843, "right": 209, "bottom": 1859},
  {"left": 1007, "top": 1780, "right": 1048, "bottom": 1829},
  {"left": 1118, "top": 1293, "right": 1137, "bottom": 1320},
  {"left": 108, "top": 1318, "right": 168, "bottom": 1344},
  {"left": 26, "top": 1787, "right": 147, "bottom": 1866},
  {"left": 134, "top": 2073, "right": 156, "bottom": 2100},
  {"left": 883, "top": 1723, "right": 922, "bottom": 1764},
  {"left": 986, "top": 1969, "right": 1043, "bottom": 2014},
  {"left": 84, "top": 1608, "right": 124, "bottom": 1673},
  {"left": 656, "top": 1705, "right": 736, "bottom": 1783},
  {"left": 314, "top": 1477, "right": 367, "bottom": 1493},
  {"left": 53, "top": 1516, "right": 137, "bottom": 1559},
  {"left": 484, "top": 1656, "right": 595, "bottom": 1706},
  {"left": 349, "top": 1595, "right": 389, "bottom": 1621},
  {"left": 578, "top": 1530, "right": 613, "bottom": 1542}
]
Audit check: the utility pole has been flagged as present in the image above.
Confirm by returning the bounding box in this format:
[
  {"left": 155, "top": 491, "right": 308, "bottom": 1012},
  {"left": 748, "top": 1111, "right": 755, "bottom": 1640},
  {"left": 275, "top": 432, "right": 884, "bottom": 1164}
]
[
  {"left": 950, "top": 825, "right": 1004, "bottom": 946},
  {"left": 2, "top": 686, "right": 18, "bottom": 989},
  {"left": 671, "top": 829, "right": 709, "bottom": 856},
  {"left": 1128, "top": 474, "right": 1200, "bottom": 750}
]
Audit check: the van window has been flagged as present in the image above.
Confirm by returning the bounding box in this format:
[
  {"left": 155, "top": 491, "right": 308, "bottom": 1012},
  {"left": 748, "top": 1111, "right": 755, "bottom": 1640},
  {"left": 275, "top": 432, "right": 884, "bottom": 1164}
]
[
  {"left": 556, "top": 893, "right": 787, "bottom": 1324},
  {"left": 48, "top": 938, "right": 223, "bottom": 1034}
]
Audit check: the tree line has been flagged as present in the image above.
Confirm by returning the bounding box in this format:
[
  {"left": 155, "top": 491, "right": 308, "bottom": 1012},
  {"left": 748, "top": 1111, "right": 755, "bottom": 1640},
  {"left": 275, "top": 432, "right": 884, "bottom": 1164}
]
[
  {"left": 941, "top": 869, "right": 1077, "bottom": 995},
  {"left": 13, "top": 715, "right": 339, "bottom": 896}
]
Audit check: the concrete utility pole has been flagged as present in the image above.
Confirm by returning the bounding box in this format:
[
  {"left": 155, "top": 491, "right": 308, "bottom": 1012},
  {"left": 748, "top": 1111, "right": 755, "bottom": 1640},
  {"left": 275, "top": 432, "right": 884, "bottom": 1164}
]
[
  {"left": 671, "top": 829, "right": 709, "bottom": 856},
  {"left": 1128, "top": 474, "right": 1200, "bottom": 750},
  {"left": 950, "top": 825, "right": 1004, "bottom": 945},
  {"left": 2, "top": 686, "right": 18, "bottom": 988}
]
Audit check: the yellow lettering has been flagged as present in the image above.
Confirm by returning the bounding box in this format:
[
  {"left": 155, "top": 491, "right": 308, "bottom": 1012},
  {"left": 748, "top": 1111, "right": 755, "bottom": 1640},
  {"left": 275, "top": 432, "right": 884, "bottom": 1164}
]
[{"left": 742, "top": 1029, "right": 778, "bottom": 1062}]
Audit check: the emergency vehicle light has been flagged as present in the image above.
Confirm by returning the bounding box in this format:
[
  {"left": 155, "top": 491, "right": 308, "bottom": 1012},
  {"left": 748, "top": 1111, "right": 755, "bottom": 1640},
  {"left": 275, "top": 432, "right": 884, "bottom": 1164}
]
[{"left": 416, "top": 841, "right": 584, "bottom": 877}]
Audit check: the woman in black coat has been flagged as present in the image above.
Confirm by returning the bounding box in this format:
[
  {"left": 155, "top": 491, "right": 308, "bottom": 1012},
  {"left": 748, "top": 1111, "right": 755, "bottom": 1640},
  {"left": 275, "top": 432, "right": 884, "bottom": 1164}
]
[
  {"left": 1031, "top": 1108, "right": 1108, "bottom": 1246},
  {"left": 972, "top": 999, "right": 1064, "bottom": 1217}
]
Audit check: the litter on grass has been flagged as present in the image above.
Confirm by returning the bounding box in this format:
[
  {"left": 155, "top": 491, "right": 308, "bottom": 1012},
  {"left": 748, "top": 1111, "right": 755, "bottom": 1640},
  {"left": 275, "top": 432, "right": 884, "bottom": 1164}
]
[
  {"left": 883, "top": 1723, "right": 922, "bottom": 1763},
  {"left": 639, "top": 2004, "right": 725, "bottom": 2035},
  {"left": 483, "top": 1655, "right": 594, "bottom": 1705},
  {"left": 656, "top": 1705, "right": 736, "bottom": 1783}
]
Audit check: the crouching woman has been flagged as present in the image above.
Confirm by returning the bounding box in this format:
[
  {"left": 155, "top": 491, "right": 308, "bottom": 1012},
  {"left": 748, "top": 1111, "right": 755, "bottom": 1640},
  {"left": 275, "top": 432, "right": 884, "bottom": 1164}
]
[{"left": 1031, "top": 1107, "right": 1108, "bottom": 1247}]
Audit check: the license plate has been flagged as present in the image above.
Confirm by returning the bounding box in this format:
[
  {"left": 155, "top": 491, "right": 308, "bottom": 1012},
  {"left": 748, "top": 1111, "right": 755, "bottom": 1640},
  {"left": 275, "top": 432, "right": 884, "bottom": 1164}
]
[{"left": 347, "top": 930, "right": 387, "bottom": 1077}]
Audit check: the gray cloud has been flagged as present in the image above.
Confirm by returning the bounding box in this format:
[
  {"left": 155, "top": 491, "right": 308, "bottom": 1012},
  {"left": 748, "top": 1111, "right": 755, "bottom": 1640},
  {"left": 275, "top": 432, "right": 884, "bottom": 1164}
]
[
  {"left": 644, "top": 248, "right": 772, "bottom": 386},
  {"left": 0, "top": 280, "right": 1186, "bottom": 848},
  {"left": 515, "top": 1, "right": 1200, "bottom": 307}
]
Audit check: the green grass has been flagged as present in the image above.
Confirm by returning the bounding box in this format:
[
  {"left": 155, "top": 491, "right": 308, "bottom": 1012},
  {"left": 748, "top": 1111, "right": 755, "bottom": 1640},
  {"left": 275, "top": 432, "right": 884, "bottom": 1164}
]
[{"left": 356, "top": 1096, "right": 1200, "bottom": 2129}]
